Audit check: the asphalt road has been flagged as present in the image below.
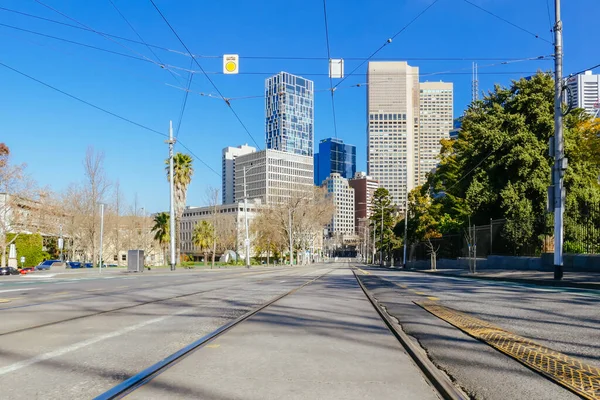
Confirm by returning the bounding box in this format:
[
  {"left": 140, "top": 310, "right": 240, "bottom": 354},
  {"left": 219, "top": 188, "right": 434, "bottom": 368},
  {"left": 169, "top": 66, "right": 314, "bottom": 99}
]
[
  {"left": 358, "top": 266, "right": 600, "bottom": 400},
  {"left": 0, "top": 265, "right": 334, "bottom": 399}
]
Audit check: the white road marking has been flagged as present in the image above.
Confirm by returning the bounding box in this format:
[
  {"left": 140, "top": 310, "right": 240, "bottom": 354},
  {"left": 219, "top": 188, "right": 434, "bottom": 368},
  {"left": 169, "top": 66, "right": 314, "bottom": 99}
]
[
  {"left": 0, "top": 288, "right": 37, "bottom": 294},
  {"left": 0, "top": 307, "right": 191, "bottom": 376}
]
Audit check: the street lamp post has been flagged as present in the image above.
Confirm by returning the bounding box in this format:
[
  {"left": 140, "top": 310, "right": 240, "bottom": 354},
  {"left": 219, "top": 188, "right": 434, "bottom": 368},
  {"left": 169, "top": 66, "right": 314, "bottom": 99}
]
[
  {"left": 242, "top": 163, "right": 264, "bottom": 268},
  {"left": 99, "top": 203, "right": 105, "bottom": 273}
]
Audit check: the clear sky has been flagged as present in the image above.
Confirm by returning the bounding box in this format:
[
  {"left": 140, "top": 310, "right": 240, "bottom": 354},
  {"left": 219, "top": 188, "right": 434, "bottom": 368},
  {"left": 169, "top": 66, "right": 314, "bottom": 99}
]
[{"left": 1, "top": 0, "right": 597, "bottom": 213}]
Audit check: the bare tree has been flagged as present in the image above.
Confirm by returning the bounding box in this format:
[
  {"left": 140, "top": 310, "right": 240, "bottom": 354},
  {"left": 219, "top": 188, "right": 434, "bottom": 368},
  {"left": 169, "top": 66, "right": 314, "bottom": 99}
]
[
  {"left": 0, "top": 145, "right": 37, "bottom": 267},
  {"left": 206, "top": 187, "right": 220, "bottom": 268}
]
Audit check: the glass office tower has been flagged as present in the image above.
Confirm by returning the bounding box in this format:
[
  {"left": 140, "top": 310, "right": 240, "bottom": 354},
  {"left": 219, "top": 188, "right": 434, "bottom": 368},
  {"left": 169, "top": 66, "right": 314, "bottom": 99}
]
[
  {"left": 265, "top": 72, "right": 314, "bottom": 156},
  {"left": 314, "top": 138, "right": 356, "bottom": 186}
]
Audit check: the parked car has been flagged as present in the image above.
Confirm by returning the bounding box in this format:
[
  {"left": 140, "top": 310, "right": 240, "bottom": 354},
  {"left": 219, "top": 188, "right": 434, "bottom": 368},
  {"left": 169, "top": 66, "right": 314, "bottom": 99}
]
[
  {"left": 67, "top": 261, "right": 82, "bottom": 269},
  {"left": 84, "top": 262, "right": 93, "bottom": 268},
  {"left": 0, "top": 266, "right": 20, "bottom": 276},
  {"left": 19, "top": 267, "right": 35, "bottom": 275},
  {"left": 35, "top": 260, "right": 61, "bottom": 271}
]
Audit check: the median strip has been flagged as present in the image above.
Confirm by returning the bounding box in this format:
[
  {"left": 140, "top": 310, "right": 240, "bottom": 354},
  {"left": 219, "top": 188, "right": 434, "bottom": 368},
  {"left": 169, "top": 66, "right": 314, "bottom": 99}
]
[{"left": 416, "top": 302, "right": 600, "bottom": 400}]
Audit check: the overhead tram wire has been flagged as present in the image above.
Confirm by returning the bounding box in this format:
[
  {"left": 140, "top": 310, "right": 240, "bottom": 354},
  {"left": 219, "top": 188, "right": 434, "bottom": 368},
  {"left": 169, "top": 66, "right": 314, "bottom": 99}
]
[
  {"left": 107, "top": 0, "right": 182, "bottom": 85},
  {"left": 32, "top": 0, "right": 185, "bottom": 79},
  {"left": 333, "top": 0, "right": 441, "bottom": 90},
  {"left": 322, "top": 0, "right": 338, "bottom": 138},
  {"left": 462, "top": 0, "right": 552, "bottom": 45},
  {"left": 0, "top": 60, "right": 221, "bottom": 179},
  {"left": 148, "top": 0, "right": 261, "bottom": 149},
  {"left": 0, "top": 6, "right": 554, "bottom": 62},
  {"left": 174, "top": 59, "right": 195, "bottom": 139}
]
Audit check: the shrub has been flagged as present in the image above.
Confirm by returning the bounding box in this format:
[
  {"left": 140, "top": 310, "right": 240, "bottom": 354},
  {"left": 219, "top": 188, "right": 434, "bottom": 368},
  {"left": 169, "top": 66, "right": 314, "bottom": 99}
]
[{"left": 6, "top": 233, "right": 46, "bottom": 267}]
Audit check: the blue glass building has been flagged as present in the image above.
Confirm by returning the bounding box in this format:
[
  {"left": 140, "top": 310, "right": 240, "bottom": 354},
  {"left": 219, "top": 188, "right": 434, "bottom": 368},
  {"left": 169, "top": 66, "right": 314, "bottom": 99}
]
[
  {"left": 265, "top": 72, "right": 314, "bottom": 156},
  {"left": 314, "top": 138, "right": 357, "bottom": 186}
]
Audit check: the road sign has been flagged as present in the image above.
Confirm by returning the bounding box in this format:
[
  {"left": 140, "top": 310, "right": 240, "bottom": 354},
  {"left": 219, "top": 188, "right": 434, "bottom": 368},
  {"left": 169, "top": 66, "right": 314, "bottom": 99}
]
[
  {"left": 58, "top": 238, "right": 64, "bottom": 250},
  {"left": 329, "top": 59, "right": 344, "bottom": 78},
  {"left": 223, "top": 54, "right": 239, "bottom": 74},
  {"left": 20, "top": 256, "right": 25, "bottom": 264}
]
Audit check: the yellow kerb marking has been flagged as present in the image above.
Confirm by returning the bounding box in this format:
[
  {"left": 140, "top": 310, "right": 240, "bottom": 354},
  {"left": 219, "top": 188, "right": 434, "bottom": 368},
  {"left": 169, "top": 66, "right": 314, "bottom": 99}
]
[
  {"left": 427, "top": 296, "right": 439, "bottom": 301},
  {"left": 206, "top": 344, "right": 220, "bottom": 349},
  {"left": 86, "top": 288, "right": 103, "bottom": 292},
  {"left": 416, "top": 302, "right": 600, "bottom": 400},
  {"left": 357, "top": 268, "right": 370, "bottom": 275}
]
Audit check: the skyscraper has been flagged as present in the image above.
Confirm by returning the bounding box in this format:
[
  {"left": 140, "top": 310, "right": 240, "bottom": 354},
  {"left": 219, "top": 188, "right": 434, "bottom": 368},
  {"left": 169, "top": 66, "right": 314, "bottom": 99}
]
[
  {"left": 567, "top": 71, "right": 600, "bottom": 117},
  {"left": 417, "top": 82, "right": 453, "bottom": 184},
  {"left": 322, "top": 173, "right": 355, "bottom": 236},
  {"left": 367, "top": 61, "right": 420, "bottom": 209},
  {"left": 222, "top": 144, "right": 256, "bottom": 204},
  {"left": 314, "top": 138, "right": 356, "bottom": 186},
  {"left": 265, "top": 72, "right": 314, "bottom": 156}
]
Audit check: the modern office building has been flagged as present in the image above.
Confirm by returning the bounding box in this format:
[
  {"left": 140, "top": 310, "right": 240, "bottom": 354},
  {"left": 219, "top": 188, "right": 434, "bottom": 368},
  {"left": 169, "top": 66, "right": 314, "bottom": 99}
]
[
  {"left": 322, "top": 173, "right": 355, "bottom": 236},
  {"left": 449, "top": 117, "right": 462, "bottom": 140},
  {"left": 367, "top": 61, "right": 420, "bottom": 210},
  {"left": 348, "top": 172, "right": 379, "bottom": 235},
  {"left": 417, "top": 82, "right": 453, "bottom": 184},
  {"left": 222, "top": 144, "right": 256, "bottom": 204},
  {"left": 314, "top": 138, "right": 356, "bottom": 186},
  {"left": 265, "top": 72, "right": 315, "bottom": 156},
  {"left": 567, "top": 71, "right": 600, "bottom": 117},
  {"left": 233, "top": 149, "right": 314, "bottom": 205},
  {"left": 179, "top": 200, "right": 262, "bottom": 260}
]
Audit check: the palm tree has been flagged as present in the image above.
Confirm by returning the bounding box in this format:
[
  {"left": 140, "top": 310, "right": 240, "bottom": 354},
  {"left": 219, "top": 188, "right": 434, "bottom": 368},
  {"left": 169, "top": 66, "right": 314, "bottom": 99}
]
[
  {"left": 193, "top": 220, "right": 214, "bottom": 267},
  {"left": 151, "top": 212, "right": 170, "bottom": 266},
  {"left": 165, "top": 153, "right": 194, "bottom": 265}
]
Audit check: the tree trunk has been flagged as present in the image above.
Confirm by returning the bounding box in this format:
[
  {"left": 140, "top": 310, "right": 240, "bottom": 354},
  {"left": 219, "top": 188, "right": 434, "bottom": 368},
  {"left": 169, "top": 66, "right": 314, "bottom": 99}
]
[
  {"left": 266, "top": 240, "right": 270, "bottom": 267},
  {"left": 204, "top": 252, "right": 208, "bottom": 267},
  {"left": 211, "top": 238, "right": 216, "bottom": 269},
  {"left": 175, "top": 217, "right": 181, "bottom": 265}
]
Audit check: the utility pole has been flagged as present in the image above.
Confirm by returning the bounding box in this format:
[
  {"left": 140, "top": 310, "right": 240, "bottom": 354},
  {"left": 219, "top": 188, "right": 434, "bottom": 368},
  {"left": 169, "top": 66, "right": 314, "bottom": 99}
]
[
  {"left": 551, "top": 0, "right": 565, "bottom": 280},
  {"left": 288, "top": 208, "right": 293, "bottom": 265},
  {"left": 380, "top": 203, "right": 384, "bottom": 267},
  {"left": 167, "top": 121, "right": 176, "bottom": 271},
  {"left": 99, "top": 203, "right": 104, "bottom": 273},
  {"left": 403, "top": 194, "right": 409, "bottom": 268},
  {"left": 59, "top": 224, "right": 63, "bottom": 262},
  {"left": 243, "top": 166, "right": 250, "bottom": 268}
]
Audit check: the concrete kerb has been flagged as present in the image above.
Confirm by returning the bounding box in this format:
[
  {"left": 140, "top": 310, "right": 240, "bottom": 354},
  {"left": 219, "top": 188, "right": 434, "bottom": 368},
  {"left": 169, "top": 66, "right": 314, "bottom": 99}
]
[{"left": 361, "top": 264, "right": 600, "bottom": 291}]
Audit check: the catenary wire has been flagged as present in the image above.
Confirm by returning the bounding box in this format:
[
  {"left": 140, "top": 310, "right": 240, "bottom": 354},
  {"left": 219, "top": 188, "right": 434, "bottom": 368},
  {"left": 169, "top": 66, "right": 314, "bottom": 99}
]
[
  {"left": 32, "top": 0, "right": 183, "bottom": 78},
  {"left": 175, "top": 59, "right": 195, "bottom": 139},
  {"left": 107, "top": 0, "right": 182, "bottom": 85},
  {"left": 545, "top": 0, "right": 554, "bottom": 44},
  {"left": 462, "top": 0, "right": 552, "bottom": 45},
  {"left": 322, "top": 0, "right": 338, "bottom": 138},
  {"left": 0, "top": 60, "right": 222, "bottom": 178},
  {"left": 0, "top": 6, "right": 553, "bottom": 63},
  {"left": 149, "top": 0, "right": 261, "bottom": 149},
  {"left": 333, "top": 0, "right": 441, "bottom": 89},
  {"left": 0, "top": 60, "right": 166, "bottom": 138}
]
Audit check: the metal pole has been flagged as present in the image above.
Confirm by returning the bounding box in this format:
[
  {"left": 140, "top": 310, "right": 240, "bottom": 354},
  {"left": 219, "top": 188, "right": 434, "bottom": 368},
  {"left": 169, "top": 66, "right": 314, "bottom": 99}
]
[
  {"left": 99, "top": 203, "right": 104, "bottom": 273},
  {"left": 243, "top": 166, "right": 250, "bottom": 268},
  {"left": 168, "top": 121, "right": 176, "bottom": 271},
  {"left": 553, "top": 0, "right": 565, "bottom": 280},
  {"left": 489, "top": 217, "right": 493, "bottom": 255},
  {"left": 403, "top": 193, "right": 409, "bottom": 268},
  {"left": 59, "top": 224, "right": 63, "bottom": 262},
  {"left": 372, "top": 222, "right": 376, "bottom": 265},
  {"left": 380, "top": 203, "right": 384, "bottom": 267}
]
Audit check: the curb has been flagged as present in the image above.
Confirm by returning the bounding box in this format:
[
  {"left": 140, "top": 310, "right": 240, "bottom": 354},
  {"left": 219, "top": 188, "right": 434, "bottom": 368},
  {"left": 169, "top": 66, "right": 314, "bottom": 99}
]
[{"left": 382, "top": 267, "right": 600, "bottom": 291}]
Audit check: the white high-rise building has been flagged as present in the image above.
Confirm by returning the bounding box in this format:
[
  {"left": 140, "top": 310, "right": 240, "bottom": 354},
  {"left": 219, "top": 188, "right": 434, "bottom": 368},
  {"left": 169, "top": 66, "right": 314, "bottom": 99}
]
[
  {"left": 323, "top": 173, "right": 355, "bottom": 236},
  {"left": 418, "top": 82, "right": 453, "bottom": 184},
  {"left": 222, "top": 144, "right": 256, "bottom": 204},
  {"left": 367, "top": 61, "right": 420, "bottom": 210},
  {"left": 567, "top": 71, "right": 600, "bottom": 117},
  {"left": 234, "top": 149, "right": 314, "bottom": 205}
]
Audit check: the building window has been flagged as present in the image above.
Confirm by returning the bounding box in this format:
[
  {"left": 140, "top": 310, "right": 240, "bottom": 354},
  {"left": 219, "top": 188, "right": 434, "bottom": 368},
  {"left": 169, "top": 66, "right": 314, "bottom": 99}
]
[{"left": 122, "top": 254, "right": 127, "bottom": 261}]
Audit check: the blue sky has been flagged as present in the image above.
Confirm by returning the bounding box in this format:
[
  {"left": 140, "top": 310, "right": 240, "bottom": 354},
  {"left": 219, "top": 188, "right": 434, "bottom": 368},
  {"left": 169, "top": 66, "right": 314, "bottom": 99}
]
[{"left": 1, "top": 0, "right": 597, "bottom": 212}]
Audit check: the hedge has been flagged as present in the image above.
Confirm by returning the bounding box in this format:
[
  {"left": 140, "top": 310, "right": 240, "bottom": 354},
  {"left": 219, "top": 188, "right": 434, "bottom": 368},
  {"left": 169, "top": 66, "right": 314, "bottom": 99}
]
[{"left": 6, "top": 233, "right": 48, "bottom": 267}]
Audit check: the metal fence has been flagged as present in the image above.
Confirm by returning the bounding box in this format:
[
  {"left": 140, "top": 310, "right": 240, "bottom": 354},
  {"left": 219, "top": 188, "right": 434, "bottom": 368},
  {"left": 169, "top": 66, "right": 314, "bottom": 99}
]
[{"left": 409, "top": 201, "right": 600, "bottom": 261}]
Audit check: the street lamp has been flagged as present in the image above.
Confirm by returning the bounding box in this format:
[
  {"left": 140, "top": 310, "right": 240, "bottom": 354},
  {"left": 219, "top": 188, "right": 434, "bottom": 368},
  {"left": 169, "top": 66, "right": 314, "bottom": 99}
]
[
  {"left": 98, "top": 202, "right": 105, "bottom": 273},
  {"left": 242, "top": 162, "right": 265, "bottom": 268}
]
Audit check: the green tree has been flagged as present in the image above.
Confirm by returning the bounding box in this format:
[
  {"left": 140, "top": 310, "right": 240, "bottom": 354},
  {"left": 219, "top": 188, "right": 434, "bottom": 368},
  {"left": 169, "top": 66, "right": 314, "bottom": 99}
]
[
  {"left": 428, "top": 72, "right": 600, "bottom": 255},
  {"left": 7, "top": 233, "right": 47, "bottom": 267},
  {"left": 369, "top": 188, "right": 397, "bottom": 265},
  {"left": 165, "top": 153, "right": 194, "bottom": 265},
  {"left": 151, "top": 212, "right": 169, "bottom": 265},
  {"left": 192, "top": 220, "right": 214, "bottom": 267}
]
